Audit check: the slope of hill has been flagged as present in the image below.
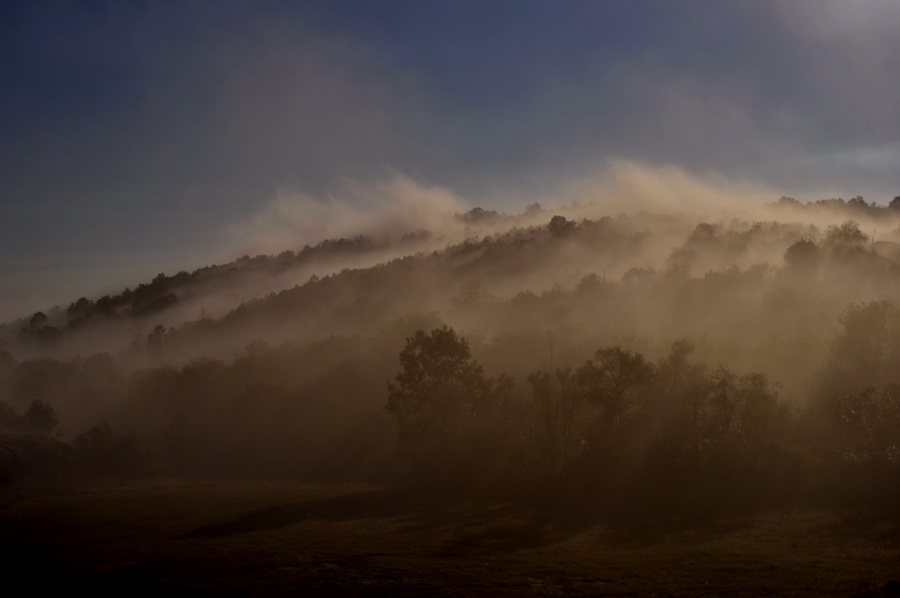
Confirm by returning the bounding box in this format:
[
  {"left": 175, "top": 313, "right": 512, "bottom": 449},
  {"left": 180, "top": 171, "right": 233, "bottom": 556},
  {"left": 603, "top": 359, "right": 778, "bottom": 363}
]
[{"left": 1, "top": 197, "right": 899, "bottom": 515}]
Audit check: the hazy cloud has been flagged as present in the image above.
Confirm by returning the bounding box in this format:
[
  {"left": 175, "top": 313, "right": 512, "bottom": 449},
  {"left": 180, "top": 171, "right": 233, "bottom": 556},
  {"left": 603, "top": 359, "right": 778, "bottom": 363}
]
[{"left": 229, "top": 176, "right": 468, "bottom": 256}]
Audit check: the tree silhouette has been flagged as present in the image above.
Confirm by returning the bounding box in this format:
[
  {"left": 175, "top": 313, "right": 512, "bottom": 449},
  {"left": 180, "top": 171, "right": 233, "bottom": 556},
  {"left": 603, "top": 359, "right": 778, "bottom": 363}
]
[
  {"left": 784, "top": 239, "right": 821, "bottom": 271},
  {"left": 22, "top": 400, "right": 59, "bottom": 435},
  {"left": 548, "top": 215, "right": 575, "bottom": 237},
  {"left": 528, "top": 367, "right": 583, "bottom": 472},
  {"left": 830, "top": 301, "right": 900, "bottom": 391},
  {"left": 28, "top": 312, "right": 48, "bottom": 329},
  {"left": 387, "top": 326, "right": 492, "bottom": 454},
  {"left": 576, "top": 346, "right": 654, "bottom": 423},
  {"left": 823, "top": 220, "right": 867, "bottom": 253}
]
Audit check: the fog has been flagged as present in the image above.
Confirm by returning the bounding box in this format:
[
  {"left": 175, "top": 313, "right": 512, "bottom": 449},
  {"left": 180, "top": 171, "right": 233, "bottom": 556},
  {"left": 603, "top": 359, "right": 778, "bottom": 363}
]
[
  {"left": 7, "top": 1, "right": 900, "bottom": 325},
  {"left": 2, "top": 164, "right": 900, "bottom": 521},
  {"left": 7, "top": 5, "right": 900, "bottom": 594}
]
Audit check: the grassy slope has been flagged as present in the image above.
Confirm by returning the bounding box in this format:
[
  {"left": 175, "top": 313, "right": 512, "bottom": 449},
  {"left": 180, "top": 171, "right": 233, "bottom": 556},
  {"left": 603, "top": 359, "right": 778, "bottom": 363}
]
[{"left": 2, "top": 480, "right": 898, "bottom": 596}]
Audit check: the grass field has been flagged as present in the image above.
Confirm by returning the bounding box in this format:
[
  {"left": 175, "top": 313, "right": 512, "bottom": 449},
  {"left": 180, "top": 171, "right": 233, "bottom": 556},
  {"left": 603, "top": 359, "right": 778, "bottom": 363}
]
[{"left": 2, "top": 479, "right": 899, "bottom": 596}]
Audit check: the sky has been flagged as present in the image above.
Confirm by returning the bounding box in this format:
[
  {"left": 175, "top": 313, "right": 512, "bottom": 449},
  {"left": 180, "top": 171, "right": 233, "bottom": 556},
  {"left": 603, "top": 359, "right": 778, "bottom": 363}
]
[{"left": 3, "top": 0, "right": 900, "bottom": 320}]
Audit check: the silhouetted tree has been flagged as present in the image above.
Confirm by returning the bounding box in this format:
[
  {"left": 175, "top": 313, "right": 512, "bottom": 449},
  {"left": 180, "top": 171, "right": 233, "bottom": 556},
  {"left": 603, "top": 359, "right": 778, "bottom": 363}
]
[
  {"left": 0, "top": 401, "right": 21, "bottom": 430},
  {"left": 829, "top": 384, "right": 900, "bottom": 510},
  {"left": 146, "top": 324, "right": 168, "bottom": 351},
  {"left": 460, "top": 207, "right": 498, "bottom": 223},
  {"left": 835, "top": 385, "right": 900, "bottom": 467},
  {"left": 576, "top": 346, "right": 654, "bottom": 423},
  {"left": 18, "top": 316, "right": 61, "bottom": 348},
  {"left": 847, "top": 195, "right": 869, "bottom": 209},
  {"left": 784, "top": 239, "right": 821, "bottom": 271},
  {"left": 28, "top": 312, "right": 47, "bottom": 329},
  {"left": 776, "top": 196, "right": 800, "bottom": 207},
  {"left": 66, "top": 297, "right": 93, "bottom": 317},
  {"left": 387, "top": 326, "right": 492, "bottom": 454},
  {"left": 830, "top": 301, "right": 900, "bottom": 391},
  {"left": 548, "top": 215, "right": 575, "bottom": 237},
  {"left": 528, "top": 367, "right": 584, "bottom": 473},
  {"left": 452, "top": 279, "right": 494, "bottom": 310},
  {"left": 22, "top": 400, "right": 59, "bottom": 435},
  {"left": 823, "top": 220, "right": 867, "bottom": 254}
]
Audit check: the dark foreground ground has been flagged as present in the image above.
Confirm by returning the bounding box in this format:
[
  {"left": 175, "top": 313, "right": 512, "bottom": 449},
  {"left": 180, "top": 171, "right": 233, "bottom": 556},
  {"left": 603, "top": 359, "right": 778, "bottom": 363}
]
[{"left": 1, "top": 479, "right": 898, "bottom": 596}]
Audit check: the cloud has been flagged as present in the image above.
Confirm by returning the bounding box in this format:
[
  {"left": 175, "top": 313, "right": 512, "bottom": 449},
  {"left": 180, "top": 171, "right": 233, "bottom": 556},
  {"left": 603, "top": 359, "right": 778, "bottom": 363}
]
[
  {"left": 773, "top": 0, "right": 900, "bottom": 44},
  {"left": 559, "top": 161, "right": 777, "bottom": 215},
  {"left": 229, "top": 160, "right": 785, "bottom": 259},
  {"left": 228, "top": 175, "right": 469, "bottom": 255}
]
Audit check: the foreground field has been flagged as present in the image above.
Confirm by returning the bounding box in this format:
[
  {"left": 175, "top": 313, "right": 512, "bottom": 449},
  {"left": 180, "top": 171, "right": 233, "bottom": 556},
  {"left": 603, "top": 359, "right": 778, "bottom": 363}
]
[{"left": 1, "top": 479, "right": 898, "bottom": 596}]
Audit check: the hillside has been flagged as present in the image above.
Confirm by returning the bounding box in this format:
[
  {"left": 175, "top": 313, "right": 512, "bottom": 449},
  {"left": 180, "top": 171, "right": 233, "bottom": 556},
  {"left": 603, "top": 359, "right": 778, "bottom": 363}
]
[
  {"left": 1, "top": 196, "right": 900, "bottom": 516},
  {"left": 6, "top": 197, "right": 900, "bottom": 368}
]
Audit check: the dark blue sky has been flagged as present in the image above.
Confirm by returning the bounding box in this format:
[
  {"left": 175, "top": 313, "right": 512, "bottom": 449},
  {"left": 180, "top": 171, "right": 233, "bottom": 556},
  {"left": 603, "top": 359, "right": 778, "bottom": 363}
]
[{"left": 3, "top": 0, "right": 900, "bottom": 319}]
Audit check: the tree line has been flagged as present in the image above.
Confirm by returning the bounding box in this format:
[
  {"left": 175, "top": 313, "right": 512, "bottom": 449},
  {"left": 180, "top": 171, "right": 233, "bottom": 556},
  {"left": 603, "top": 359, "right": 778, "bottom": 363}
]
[
  {"left": 386, "top": 307, "right": 900, "bottom": 516},
  {"left": 2, "top": 300, "right": 898, "bottom": 519}
]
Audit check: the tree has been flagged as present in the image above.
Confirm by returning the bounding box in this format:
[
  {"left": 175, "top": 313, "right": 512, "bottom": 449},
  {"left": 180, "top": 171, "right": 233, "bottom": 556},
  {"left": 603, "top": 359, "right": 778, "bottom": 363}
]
[
  {"left": 831, "top": 385, "right": 900, "bottom": 509},
  {"left": 452, "top": 279, "right": 494, "bottom": 310},
  {"left": 829, "top": 301, "right": 900, "bottom": 391},
  {"left": 22, "top": 400, "right": 59, "bottom": 435},
  {"left": 823, "top": 220, "right": 867, "bottom": 254},
  {"left": 835, "top": 386, "right": 900, "bottom": 465},
  {"left": 576, "top": 346, "right": 654, "bottom": 423},
  {"left": 784, "top": 239, "right": 821, "bottom": 271},
  {"left": 848, "top": 195, "right": 868, "bottom": 209},
  {"left": 0, "top": 401, "right": 22, "bottom": 431},
  {"left": 66, "top": 297, "right": 93, "bottom": 318},
  {"left": 147, "top": 324, "right": 167, "bottom": 351},
  {"left": 29, "top": 311, "right": 48, "bottom": 329},
  {"left": 528, "top": 367, "right": 584, "bottom": 472},
  {"left": 776, "top": 196, "right": 801, "bottom": 208},
  {"left": 18, "top": 312, "right": 60, "bottom": 349},
  {"left": 387, "top": 326, "right": 492, "bottom": 453},
  {"left": 549, "top": 215, "right": 575, "bottom": 237}
]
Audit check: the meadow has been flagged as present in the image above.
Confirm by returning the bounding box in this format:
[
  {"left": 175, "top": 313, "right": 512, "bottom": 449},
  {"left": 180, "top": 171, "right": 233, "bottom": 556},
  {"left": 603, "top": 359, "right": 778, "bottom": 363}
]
[{"left": 3, "top": 479, "right": 899, "bottom": 596}]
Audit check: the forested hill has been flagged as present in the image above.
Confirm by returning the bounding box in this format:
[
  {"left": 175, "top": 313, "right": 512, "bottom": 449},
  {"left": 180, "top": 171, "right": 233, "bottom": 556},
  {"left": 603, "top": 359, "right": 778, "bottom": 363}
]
[
  {"left": 2, "top": 196, "right": 900, "bottom": 510},
  {"left": 1, "top": 205, "right": 539, "bottom": 353},
  {"left": 5, "top": 196, "right": 900, "bottom": 371}
]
